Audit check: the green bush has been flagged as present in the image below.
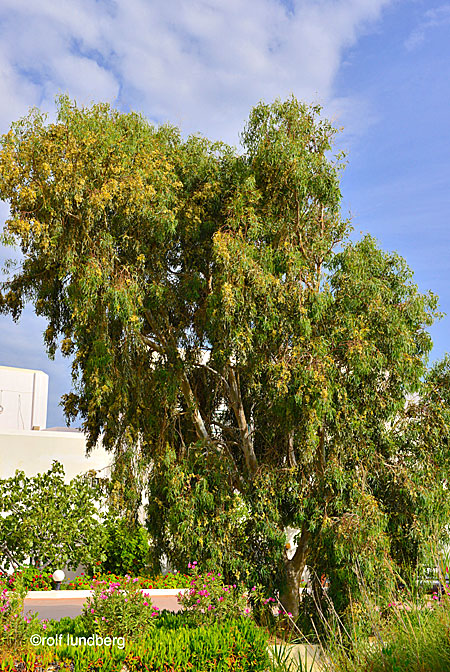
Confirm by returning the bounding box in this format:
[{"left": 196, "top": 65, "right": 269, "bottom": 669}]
[
  {"left": 4, "top": 568, "right": 192, "bottom": 591},
  {"left": 178, "top": 563, "right": 250, "bottom": 624},
  {"left": 0, "top": 462, "right": 106, "bottom": 571},
  {"left": 1, "top": 617, "right": 269, "bottom": 671},
  {"left": 81, "top": 575, "right": 157, "bottom": 639},
  {"left": 99, "top": 518, "right": 151, "bottom": 577},
  {"left": 0, "top": 587, "right": 41, "bottom": 653},
  {"left": 9, "top": 566, "right": 53, "bottom": 592}
]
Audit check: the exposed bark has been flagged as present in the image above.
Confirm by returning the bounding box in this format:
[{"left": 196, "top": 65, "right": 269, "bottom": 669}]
[
  {"left": 226, "top": 366, "right": 258, "bottom": 477},
  {"left": 288, "top": 431, "right": 297, "bottom": 468},
  {"left": 179, "top": 373, "right": 210, "bottom": 442},
  {"left": 143, "top": 309, "right": 212, "bottom": 444},
  {"left": 279, "top": 525, "right": 310, "bottom": 619}
]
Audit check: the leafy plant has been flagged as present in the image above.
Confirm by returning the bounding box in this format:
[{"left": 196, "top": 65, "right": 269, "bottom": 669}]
[
  {"left": 0, "top": 462, "right": 106, "bottom": 571},
  {"left": 178, "top": 562, "right": 249, "bottom": 624},
  {"left": 0, "top": 587, "right": 40, "bottom": 653},
  {"left": 99, "top": 517, "right": 151, "bottom": 577},
  {"left": 2, "top": 617, "right": 269, "bottom": 671},
  {"left": 81, "top": 575, "right": 158, "bottom": 639},
  {"left": 1, "top": 95, "right": 448, "bottom": 622},
  {"left": 9, "top": 566, "right": 53, "bottom": 592}
]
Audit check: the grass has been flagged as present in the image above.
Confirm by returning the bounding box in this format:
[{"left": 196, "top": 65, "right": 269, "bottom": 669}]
[
  {"left": 323, "top": 598, "right": 450, "bottom": 672},
  {"left": 283, "top": 570, "right": 450, "bottom": 672}
]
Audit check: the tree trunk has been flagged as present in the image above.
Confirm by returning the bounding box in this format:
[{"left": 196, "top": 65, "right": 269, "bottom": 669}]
[{"left": 279, "top": 526, "right": 309, "bottom": 619}]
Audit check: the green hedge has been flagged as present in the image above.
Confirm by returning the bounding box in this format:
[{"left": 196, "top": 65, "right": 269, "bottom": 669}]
[{"left": 1, "top": 618, "right": 268, "bottom": 672}]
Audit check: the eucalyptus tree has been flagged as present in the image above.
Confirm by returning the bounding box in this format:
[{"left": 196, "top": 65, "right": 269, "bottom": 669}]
[{"left": 0, "top": 96, "right": 442, "bottom": 616}]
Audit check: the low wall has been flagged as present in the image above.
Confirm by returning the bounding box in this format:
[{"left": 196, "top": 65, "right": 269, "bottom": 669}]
[{"left": 23, "top": 589, "right": 186, "bottom": 621}]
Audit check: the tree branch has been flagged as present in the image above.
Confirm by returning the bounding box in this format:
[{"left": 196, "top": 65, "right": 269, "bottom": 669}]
[
  {"left": 226, "top": 366, "right": 258, "bottom": 477},
  {"left": 141, "top": 334, "right": 165, "bottom": 355},
  {"left": 179, "top": 373, "right": 210, "bottom": 442},
  {"left": 290, "top": 524, "right": 310, "bottom": 575},
  {"left": 194, "top": 362, "right": 230, "bottom": 391},
  {"left": 288, "top": 431, "right": 297, "bottom": 468}
]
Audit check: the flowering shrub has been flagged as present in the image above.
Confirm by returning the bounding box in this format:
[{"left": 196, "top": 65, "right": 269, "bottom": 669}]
[
  {"left": 13, "top": 566, "right": 53, "bottom": 592},
  {"left": 138, "top": 571, "right": 191, "bottom": 589},
  {"left": 64, "top": 570, "right": 192, "bottom": 590},
  {"left": 3, "top": 568, "right": 192, "bottom": 591},
  {"left": 178, "top": 562, "right": 249, "bottom": 624},
  {"left": 0, "top": 587, "right": 41, "bottom": 651},
  {"left": 0, "top": 570, "right": 16, "bottom": 593},
  {"left": 81, "top": 575, "right": 158, "bottom": 639}
]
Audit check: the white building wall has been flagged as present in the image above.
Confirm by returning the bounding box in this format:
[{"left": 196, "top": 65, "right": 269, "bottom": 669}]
[
  {"left": 0, "top": 428, "right": 113, "bottom": 481},
  {"left": 0, "top": 366, "right": 48, "bottom": 431},
  {"left": 0, "top": 365, "right": 113, "bottom": 481}
]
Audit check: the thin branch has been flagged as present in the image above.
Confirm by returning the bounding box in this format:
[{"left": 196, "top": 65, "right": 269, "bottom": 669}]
[
  {"left": 288, "top": 431, "right": 297, "bottom": 468},
  {"left": 295, "top": 198, "right": 310, "bottom": 262},
  {"left": 194, "top": 363, "right": 230, "bottom": 391}
]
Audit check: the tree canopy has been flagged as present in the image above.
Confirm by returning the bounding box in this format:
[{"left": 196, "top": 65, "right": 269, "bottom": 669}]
[
  {"left": 0, "top": 462, "right": 105, "bottom": 571},
  {"left": 0, "top": 96, "right": 448, "bottom": 617}
]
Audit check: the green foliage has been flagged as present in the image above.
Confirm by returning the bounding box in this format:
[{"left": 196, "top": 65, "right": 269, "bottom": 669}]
[
  {"left": 324, "top": 600, "right": 450, "bottom": 672},
  {"left": 0, "top": 95, "right": 447, "bottom": 620},
  {"left": 4, "top": 569, "right": 193, "bottom": 591},
  {"left": 2, "top": 615, "right": 269, "bottom": 671},
  {"left": 81, "top": 575, "right": 157, "bottom": 639},
  {"left": 0, "top": 587, "right": 41, "bottom": 652},
  {"left": 7, "top": 566, "right": 53, "bottom": 592},
  {"left": 0, "top": 461, "right": 106, "bottom": 571},
  {"left": 99, "top": 518, "right": 151, "bottom": 577}
]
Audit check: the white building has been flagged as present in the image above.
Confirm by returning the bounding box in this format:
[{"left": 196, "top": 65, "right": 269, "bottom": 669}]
[{"left": 0, "top": 365, "right": 113, "bottom": 481}]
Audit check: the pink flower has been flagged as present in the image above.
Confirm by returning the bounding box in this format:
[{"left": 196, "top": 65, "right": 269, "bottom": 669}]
[
  {"left": 91, "top": 609, "right": 95, "bottom": 613},
  {"left": 143, "top": 601, "right": 148, "bottom": 606}
]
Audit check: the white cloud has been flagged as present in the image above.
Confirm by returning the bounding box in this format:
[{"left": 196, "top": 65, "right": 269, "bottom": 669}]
[
  {"left": 405, "top": 4, "right": 450, "bottom": 51},
  {"left": 0, "top": 0, "right": 394, "bottom": 142},
  {"left": 0, "top": 0, "right": 396, "bottom": 423}
]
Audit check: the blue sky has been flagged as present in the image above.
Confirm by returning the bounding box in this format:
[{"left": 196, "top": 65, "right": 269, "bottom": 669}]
[{"left": 0, "top": 0, "right": 448, "bottom": 427}]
